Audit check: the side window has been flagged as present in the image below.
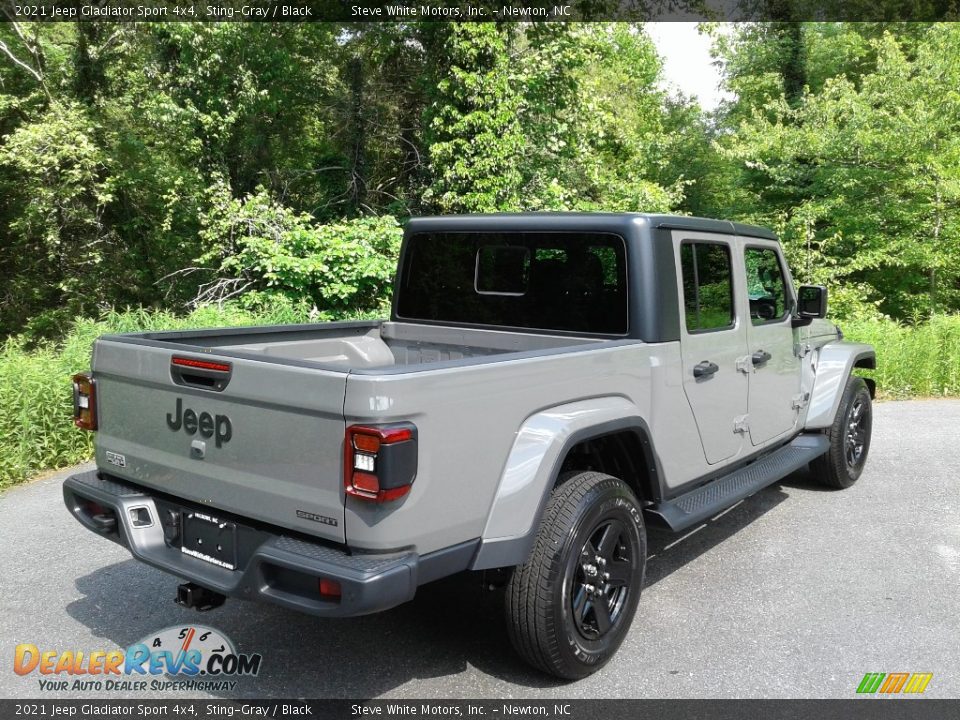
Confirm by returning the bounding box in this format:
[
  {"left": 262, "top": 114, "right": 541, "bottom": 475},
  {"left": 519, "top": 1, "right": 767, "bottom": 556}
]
[
  {"left": 744, "top": 247, "right": 788, "bottom": 323},
  {"left": 680, "top": 242, "right": 734, "bottom": 332}
]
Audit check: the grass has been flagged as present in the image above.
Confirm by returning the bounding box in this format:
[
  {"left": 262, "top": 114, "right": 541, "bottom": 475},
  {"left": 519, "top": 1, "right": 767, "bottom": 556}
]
[
  {"left": 1, "top": 308, "right": 958, "bottom": 489},
  {"left": 842, "top": 314, "right": 960, "bottom": 399}
]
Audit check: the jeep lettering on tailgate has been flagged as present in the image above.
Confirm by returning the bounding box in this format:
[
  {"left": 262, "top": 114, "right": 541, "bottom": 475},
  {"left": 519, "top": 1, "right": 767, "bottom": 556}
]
[{"left": 166, "top": 398, "right": 233, "bottom": 447}]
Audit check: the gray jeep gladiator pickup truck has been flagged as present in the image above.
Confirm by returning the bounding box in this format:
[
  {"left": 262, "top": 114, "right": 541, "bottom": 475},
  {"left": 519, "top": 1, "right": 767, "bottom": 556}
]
[{"left": 65, "top": 213, "right": 875, "bottom": 679}]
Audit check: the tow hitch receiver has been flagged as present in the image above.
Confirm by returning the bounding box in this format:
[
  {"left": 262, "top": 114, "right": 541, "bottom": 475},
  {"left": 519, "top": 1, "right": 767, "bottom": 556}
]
[{"left": 175, "top": 582, "right": 226, "bottom": 611}]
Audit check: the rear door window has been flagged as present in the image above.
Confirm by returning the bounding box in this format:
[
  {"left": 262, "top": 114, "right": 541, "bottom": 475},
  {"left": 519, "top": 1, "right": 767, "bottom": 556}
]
[{"left": 680, "top": 241, "right": 734, "bottom": 332}]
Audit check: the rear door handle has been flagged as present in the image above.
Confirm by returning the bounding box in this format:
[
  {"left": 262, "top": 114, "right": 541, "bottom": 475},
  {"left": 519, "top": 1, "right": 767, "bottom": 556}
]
[
  {"left": 693, "top": 360, "right": 719, "bottom": 378},
  {"left": 752, "top": 350, "right": 772, "bottom": 366}
]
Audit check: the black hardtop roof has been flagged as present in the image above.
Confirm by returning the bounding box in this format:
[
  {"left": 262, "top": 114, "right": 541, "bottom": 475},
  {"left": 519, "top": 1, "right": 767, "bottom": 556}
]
[{"left": 405, "top": 212, "right": 777, "bottom": 242}]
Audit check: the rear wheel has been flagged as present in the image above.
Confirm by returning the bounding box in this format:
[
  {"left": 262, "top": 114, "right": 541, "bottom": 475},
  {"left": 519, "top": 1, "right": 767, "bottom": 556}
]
[
  {"left": 810, "top": 376, "right": 872, "bottom": 489},
  {"left": 505, "top": 471, "right": 646, "bottom": 679}
]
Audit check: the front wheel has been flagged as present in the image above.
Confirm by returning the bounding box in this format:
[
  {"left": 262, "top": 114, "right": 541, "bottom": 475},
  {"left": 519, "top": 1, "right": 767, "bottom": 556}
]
[
  {"left": 810, "top": 376, "right": 873, "bottom": 489},
  {"left": 505, "top": 471, "right": 646, "bottom": 679}
]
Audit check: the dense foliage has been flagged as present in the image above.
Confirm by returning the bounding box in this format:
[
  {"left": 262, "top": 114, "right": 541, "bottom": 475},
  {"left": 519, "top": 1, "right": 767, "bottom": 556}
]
[
  {"left": 3, "top": 21, "right": 960, "bottom": 333},
  {"left": 0, "top": 22, "right": 678, "bottom": 337},
  {"left": 193, "top": 187, "right": 402, "bottom": 316}
]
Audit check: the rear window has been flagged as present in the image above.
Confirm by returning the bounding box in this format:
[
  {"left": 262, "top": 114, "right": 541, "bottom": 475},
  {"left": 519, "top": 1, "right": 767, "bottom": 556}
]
[{"left": 396, "top": 232, "right": 628, "bottom": 335}]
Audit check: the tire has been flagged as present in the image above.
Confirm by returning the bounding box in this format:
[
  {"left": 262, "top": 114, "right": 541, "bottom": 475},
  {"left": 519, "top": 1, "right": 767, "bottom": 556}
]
[
  {"left": 810, "top": 376, "right": 872, "bottom": 489},
  {"left": 505, "top": 471, "right": 646, "bottom": 680}
]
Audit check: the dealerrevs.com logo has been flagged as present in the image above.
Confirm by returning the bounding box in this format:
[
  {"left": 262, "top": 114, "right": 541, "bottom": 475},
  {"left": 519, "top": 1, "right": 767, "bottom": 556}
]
[{"left": 13, "top": 625, "right": 262, "bottom": 693}]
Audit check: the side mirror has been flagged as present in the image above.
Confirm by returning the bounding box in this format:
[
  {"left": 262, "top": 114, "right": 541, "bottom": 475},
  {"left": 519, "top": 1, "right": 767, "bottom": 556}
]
[{"left": 797, "top": 285, "right": 828, "bottom": 319}]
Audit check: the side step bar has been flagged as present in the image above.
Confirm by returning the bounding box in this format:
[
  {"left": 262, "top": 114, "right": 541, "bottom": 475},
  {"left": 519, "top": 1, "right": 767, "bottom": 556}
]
[{"left": 645, "top": 434, "right": 829, "bottom": 532}]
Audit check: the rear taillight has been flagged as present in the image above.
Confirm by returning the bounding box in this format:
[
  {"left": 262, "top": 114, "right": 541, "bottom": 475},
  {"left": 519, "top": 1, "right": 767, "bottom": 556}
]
[
  {"left": 72, "top": 373, "right": 97, "bottom": 431},
  {"left": 344, "top": 423, "right": 417, "bottom": 503}
]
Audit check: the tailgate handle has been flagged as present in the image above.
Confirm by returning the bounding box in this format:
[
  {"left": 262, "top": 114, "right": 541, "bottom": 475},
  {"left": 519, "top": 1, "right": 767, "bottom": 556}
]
[{"left": 171, "top": 356, "right": 232, "bottom": 392}]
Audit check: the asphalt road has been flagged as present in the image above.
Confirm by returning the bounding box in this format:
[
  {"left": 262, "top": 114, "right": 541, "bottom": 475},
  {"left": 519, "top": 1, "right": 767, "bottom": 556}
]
[{"left": 2, "top": 400, "right": 957, "bottom": 700}]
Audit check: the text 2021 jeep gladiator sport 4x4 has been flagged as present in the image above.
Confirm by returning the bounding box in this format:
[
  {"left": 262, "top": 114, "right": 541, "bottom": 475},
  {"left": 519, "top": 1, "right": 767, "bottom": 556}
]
[{"left": 65, "top": 213, "right": 875, "bottom": 679}]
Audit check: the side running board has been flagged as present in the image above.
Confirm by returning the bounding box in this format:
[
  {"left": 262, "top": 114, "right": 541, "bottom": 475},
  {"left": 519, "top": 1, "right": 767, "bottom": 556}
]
[{"left": 645, "top": 434, "right": 829, "bottom": 532}]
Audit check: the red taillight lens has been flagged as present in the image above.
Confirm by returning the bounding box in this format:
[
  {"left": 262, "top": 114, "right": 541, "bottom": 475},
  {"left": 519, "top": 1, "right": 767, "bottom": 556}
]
[
  {"left": 352, "top": 426, "right": 412, "bottom": 447},
  {"left": 351, "top": 472, "right": 380, "bottom": 494},
  {"left": 72, "top": 373, "right": 97, "bottom": 431},
  {"left": 344, "top": 424, "right": 417, "bottom": 503},
  {"left": 353, "top": 433, "right": 381, "bottom": 453}
]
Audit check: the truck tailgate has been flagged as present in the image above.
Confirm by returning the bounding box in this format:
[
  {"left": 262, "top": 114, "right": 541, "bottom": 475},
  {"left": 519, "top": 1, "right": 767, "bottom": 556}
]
[{"left": 90, "top": 338, "right": 348, "bottom": 543}]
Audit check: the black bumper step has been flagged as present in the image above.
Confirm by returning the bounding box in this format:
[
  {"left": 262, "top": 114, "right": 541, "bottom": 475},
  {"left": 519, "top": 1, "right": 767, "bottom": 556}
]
[
  {"left": 645, "top": 434, "right": 829, "bottom": 532},
  {"left": 63, "top": 469, "right": 419, "bottom": 617}
]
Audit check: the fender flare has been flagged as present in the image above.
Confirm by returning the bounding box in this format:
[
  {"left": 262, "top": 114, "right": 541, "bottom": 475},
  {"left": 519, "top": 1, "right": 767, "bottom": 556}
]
[
  {"left": 470, "top": 396, "right": 659, "bottom": 570},
  {"left": 804, "top": 342, "right": 876, "bottom": 430}
]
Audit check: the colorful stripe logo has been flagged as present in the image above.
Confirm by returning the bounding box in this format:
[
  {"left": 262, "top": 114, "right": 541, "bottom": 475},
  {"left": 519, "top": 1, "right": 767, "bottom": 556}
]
[{"left": 857, "top": 672, "right": 933, "bottom": 694}]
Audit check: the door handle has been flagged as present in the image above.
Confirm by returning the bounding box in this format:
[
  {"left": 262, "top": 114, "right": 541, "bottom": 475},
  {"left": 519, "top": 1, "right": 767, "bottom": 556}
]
[
  {"left": 693, "top": 360, "right": 720, "bottom": 378},
  {"left": 751, "top": 350, "right": 772, "bottom": 365}
]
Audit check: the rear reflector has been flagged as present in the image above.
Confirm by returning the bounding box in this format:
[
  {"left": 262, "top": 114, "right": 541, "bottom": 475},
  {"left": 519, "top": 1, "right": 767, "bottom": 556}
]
[
  {"left": 72, "top": 373, "right": 98, "bottom": 431},
  {"left": 318, "top": 578, "right": 341, "bottom": 601},
  {"left": 171, "top": 356, "right": 232, "bottom": 373},
  {"left": 81, "top": 499, "right": 108, "bottom": 517}
]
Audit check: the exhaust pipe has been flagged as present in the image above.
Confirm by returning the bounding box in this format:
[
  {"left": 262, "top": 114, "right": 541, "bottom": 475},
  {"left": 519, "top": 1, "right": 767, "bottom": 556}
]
[{"left": 175, "top": 582, "right": 226, "bottom": 611}]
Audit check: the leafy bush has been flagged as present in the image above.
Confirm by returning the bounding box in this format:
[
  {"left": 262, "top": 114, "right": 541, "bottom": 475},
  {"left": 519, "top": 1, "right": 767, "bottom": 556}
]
[
  {"left": 0, "top": 339, "right": 91, "bottom": 488},
  {"left": 194, "top": 184, "right": 403, "bottom": 317}
]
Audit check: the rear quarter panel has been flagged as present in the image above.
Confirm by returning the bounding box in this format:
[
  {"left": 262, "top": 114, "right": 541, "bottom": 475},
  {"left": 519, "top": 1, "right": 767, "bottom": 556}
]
[{"left": 342, "top": 341, "right": 699, "bottom": 555}]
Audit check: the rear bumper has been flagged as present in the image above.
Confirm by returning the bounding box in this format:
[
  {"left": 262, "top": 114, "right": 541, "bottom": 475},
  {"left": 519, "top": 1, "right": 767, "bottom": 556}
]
[{"left": 64, "top": 470, "right": 436, "bottom": 618}]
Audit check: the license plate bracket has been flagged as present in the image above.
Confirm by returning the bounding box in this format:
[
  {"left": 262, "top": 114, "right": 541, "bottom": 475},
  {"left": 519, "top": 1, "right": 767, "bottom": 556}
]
[{"left": 180, "top": 511, "right": 237, "bottom": 570}]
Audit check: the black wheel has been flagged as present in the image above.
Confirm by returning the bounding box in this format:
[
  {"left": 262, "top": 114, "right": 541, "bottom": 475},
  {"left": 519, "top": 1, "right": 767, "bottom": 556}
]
[
  {"left": 810, "top": 376, "right": 872, "bottom": 489},
  {"left": 505, "top": 471, "right": 646, "bottom": 679}
]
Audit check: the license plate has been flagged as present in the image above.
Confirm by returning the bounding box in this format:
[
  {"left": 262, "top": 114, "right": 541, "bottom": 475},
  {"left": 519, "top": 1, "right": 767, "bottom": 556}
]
[{"left": 180, "top": 511, "right": 237, "bottom": 570}]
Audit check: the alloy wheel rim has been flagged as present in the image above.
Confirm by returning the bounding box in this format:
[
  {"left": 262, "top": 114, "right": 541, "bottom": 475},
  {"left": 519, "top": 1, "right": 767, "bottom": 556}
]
[
  {"left": 570, "top": 519, "right": 633, "bottom": 640},
  {"left": 845, "top": 398, "right": 868, "bottom": 468}
]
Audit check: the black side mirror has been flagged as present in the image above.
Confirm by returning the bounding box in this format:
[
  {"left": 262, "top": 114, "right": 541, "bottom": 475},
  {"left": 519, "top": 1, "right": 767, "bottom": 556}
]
[{"left": 797, "top": 285, "right": 828, "bottom": 318}]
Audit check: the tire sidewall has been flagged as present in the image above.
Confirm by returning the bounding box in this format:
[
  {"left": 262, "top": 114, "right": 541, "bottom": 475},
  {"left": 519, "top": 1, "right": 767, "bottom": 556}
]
[
  {"left": 830, "top": 378, "right": 872, "bottom": 486},
  {"left": 550, "top": 482, "right": 646, "bottom": 675}
]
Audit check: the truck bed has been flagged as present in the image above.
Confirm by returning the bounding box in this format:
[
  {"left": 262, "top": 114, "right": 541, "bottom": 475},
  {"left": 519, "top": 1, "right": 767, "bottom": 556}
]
[
  {"left": 127, "top": 320, "right": 601, "bottom": 371},
  {"left": 88, "top": 319, "right": 632, "bottom": 547}
]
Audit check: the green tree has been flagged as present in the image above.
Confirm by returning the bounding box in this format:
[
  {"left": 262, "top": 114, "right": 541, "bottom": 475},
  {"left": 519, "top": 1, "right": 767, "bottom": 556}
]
[
  {"left": 717, "top": 24, "right": 960, "bottom": 319},
  {"left": 422, "top": 24, "right": 525, "bottom": 213},
  {"left": 422, "top": 23, "right": 681, "bottom": 214}
]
